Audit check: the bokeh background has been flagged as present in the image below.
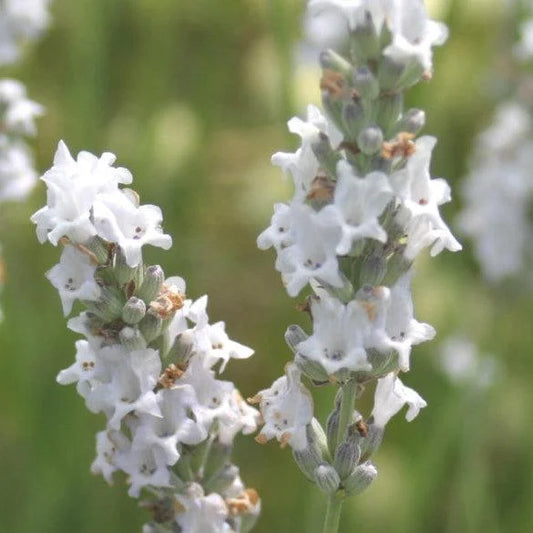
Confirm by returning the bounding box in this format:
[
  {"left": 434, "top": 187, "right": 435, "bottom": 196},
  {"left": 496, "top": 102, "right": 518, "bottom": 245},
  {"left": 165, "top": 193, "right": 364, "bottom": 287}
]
[{"left": 0, "top": 0, "right": 531, "bottom": 532}]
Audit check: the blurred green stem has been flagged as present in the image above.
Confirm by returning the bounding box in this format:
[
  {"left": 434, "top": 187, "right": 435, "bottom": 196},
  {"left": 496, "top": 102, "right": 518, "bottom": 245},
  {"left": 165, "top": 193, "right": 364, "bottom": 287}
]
[
  {"left": 336, "top": 379, "right": 357, "bottom": 446},
  {"left": 322, "top": 493, "right": 343, "bottom": 533},
  {"left": 322, "top": 379, "right": 357, "bottom": 533}
]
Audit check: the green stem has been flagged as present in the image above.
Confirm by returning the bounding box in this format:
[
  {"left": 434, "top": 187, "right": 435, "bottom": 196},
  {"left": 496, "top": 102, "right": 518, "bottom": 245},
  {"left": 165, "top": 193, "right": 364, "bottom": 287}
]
[
  {"left": 336, "top": 379, "right": 358, "bottom": 446},
  {"left": 322, "top": 493, "right": 344, "bottom": 533}
]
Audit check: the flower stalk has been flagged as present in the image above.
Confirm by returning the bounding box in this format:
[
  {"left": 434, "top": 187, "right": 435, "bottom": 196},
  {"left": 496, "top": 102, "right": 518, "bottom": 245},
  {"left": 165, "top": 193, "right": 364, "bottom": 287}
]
[
  {"left": 32, "top": 142, "right": 261, "bottom": 532},
  {"left": 253, "top": 2, "right": 460, "bottom": 532}
]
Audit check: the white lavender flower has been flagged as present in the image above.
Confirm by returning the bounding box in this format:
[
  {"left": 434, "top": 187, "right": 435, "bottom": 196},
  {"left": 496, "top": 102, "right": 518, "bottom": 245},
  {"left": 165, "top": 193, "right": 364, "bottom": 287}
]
[
  {"left": 458, "top": 103, "right": 533, "bottom": 282},
  {"left": 35, "top": 142, "right": 260, "bottom": 530},
  {"left": 255, "top": 2, "right": 458, "bottom": 529}
]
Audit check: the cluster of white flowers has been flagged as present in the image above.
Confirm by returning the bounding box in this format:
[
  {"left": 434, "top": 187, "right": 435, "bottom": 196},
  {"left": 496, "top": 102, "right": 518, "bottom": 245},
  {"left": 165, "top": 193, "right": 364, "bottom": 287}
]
[
  {"left": 458, "top": 103, "right": 533, "bottom": 282},
  {"left": 0, "top": 79, "right": 43, "bottom": 202},
  {"left": 254, "top": 1, "right": 459, "bottom": 520},
  {"left": 0, "top": 0, "right": 51, "bottom": 66},
  {"left": 33, "top": 142, "right": 260, "bottom": 532},
  {"left": 458, "top": 6, "right": 533, "bottom": 284}
]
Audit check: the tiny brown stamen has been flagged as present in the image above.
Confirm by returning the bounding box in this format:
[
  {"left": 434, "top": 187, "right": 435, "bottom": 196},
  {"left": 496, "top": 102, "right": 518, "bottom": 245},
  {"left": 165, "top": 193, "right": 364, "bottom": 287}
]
[
  {"left": 158, "top": 363, "right": 185, "bottom": 388},
  {"left": 382, "top": 132, "right": 416, "bottom": 160},
  {"left": 320, "top": 69, "right": 349, "bottom": 100},
  {"left": 355, "top": 419, "right": 368, "bottom": 438}
]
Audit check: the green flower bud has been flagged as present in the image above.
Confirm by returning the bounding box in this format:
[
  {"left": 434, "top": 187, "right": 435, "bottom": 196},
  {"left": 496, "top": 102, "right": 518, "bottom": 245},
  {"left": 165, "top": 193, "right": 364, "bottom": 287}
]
[
  {"left": 85, "top": 287, "right": 124, "bottom": 322},
  {"left": 343, "top": 462, "right": 378, "bottom": 495},
  {"left": 166, "top": 330, "right": 195, "bottom": 365},
  {"left": 326, "top": 409, "right": 340, "bottom": 453},
  {"left": 319, "top": 49, "right": 354, "bottom": 80},
  {"left": 122, "top": 296, "right": 146, "bottom": 325},
  {"left": 119, "top": 326, "right": 147, "bottom": 351},
  {"left": 376, "top": 93, "right": 403, "bottom": 137},
  {"left": 353, "top": 67, "right": 379, "bottom": 100},
  {"left": 334, "top": 436, "right": 361, "bottom": 480},
  {"left": 136, "top": 265, "right": 164, "bottom": 304},
  {"left": 359, "top": 422, "right": 385, "bottom": 462},
  {"left": 396, "top": 108, "right": 426, "bottom": 135},
  {"left": 138, "top": 311, "right": 162, "bottom": 343},
  {"left": 114, "top": 248, "right": 139, "bottom": 286},
  {"left": 203, "top": 439, "right": 233, "bottom": 482},
  {"left": 311, "top": 132, "right": 342, "bottom": 178},
  {"left": 285, "top": 324, "right": 308, "bottom": 352},
  {"left": 341, "top": 100, "right": 365, "bottom": 140},
  {"left": 314, "top": 463, "right": 341, "bottom": 495},
  {"left": 205, "top": 464, "right": 240, "bottom": 495},
  {"left": 81, "top": 236, "right": 110, "bottom": 265},
  {"left": 359, "top": 250, "right": 387, "bottom": 286},
  {"left": 357, "top": 126, "right": 384, "bottom": 155},
  {"left": 295, "top": 353, "right": 330, "bottom": 384},
  {"left": 350, "top": 11, "right": 380, "bottom": 62}
]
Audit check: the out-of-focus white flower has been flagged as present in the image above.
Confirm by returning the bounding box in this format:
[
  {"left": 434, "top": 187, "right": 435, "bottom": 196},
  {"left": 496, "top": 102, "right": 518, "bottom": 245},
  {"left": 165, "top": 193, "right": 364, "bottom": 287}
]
[
  {"left": 0, "top": 138, "right": 38, "bottom": 201},
  {"left": 439, "top": 336, "right": 498, "bottom": 389},
  {"left": 175, "top": 483, "right": 231, "bottom": 533},
  {"left": 371, "top": 372, "right": 426, "bottom": 427},
  {"left": 515, "top": 18, "right": 533, "bottom": 60},
  {"left": 458, "top": 103, "right": 533, "bottom": 282},
  {"left": 254, "top": 363, "right": 314, "bottom": 450},
  {"left": 0, "top": 0, "right": 51, "bottom": 65},
  {"left": 308, "top": 0, "right": 447, "bottom": 70},
  {"left": 0, "top": 79, "right": 43, "bottom": 135}
]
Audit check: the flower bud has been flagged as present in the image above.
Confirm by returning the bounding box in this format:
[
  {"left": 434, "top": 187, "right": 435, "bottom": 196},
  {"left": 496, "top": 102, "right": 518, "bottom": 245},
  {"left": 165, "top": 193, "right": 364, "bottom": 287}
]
[
  {"left": 353, "top": 67, "right": 379, "bottom": 100},
  {"left": 334, "top": 438, "right": 361, "bottom": 480},
  {"left": 166, "top": 329, "right": 195, "bottom": 365},
  {"left": 295, "top": 353, "right": 330, "bottom": 384},
  {"left": 322, "top": 91, "right": 344, "bottom": 134},
  {"left": 350, "top": 11, "right": 380, "bottom": 62},
  {"left": 203, "top": 439, "right": 233, "bottom": 482},
  {"left": 359, "top": 422, "right": 384, "bottom": 461},
  {"left": 86, "top": 287, "right": 124, "bottom": 322},
  {"left": 136, "top": 265, "right": 164, "bottom": 304},
  {"left": 206, "top": 464, "right": 240, "bottom": 495},
  {"left": 82, "top": 236, "right": 110, "bottom": 265},
  {"left": 314, "top": 463, "right": 340, "bottom": 495},
  {"left": 397, "top": 108, "right": 426, "bottom": 135},
  {"left": 119, "top": 326, "right": 147, "bottom": 351},
  {"left": 341, "top": 100, "right": 365, "bottom": 140},
  {"left": 359, "top": 251, "right": 387, "bottom": 286},
  {"left": 114, "top": 248, "right": 139, "bottom": 286},
  {"left": 326, "top": 409, "right": 340, "bottom": 452},
  {"left": 285, "top": 324, "right": 308, "bottom": 352},
  {"left": 122, "top": 296, "right": 146, "bottom": 325},
  {"left": 377, "top": 56, "right": 406, "bottom": 92},
  {"left": 357, "top": 126, "right": 383, "bottom": 155},
  {"left": 138, "top": 311, "right": 162, "bottom": 343},
  {"left": 376, "top": 93, "right": 403, "bottom": 137},
  {"left": 319, "top": 49, "right": 353, "bottom": 79},
  {"left": 311, "top": 132, "right": 341, "bottom": 177},
  {"left": 343, "top": 462, "right": 378, "bottom": 495}
]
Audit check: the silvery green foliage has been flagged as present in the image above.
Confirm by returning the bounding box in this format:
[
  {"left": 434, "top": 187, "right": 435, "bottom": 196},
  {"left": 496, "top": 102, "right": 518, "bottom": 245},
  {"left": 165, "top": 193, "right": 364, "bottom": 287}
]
[
  {"left": 254, "top": 0, "right": 460, "bottom": 513},
  {"left": 33, "top": 142, "right": 260, "bottom": 532}
]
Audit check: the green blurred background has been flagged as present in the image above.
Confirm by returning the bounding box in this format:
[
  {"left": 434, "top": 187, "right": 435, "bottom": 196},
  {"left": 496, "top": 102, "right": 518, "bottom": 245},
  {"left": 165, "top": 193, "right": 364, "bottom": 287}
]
[{"left": 0, "top": 0, "right": 531, "bottom": 532}]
